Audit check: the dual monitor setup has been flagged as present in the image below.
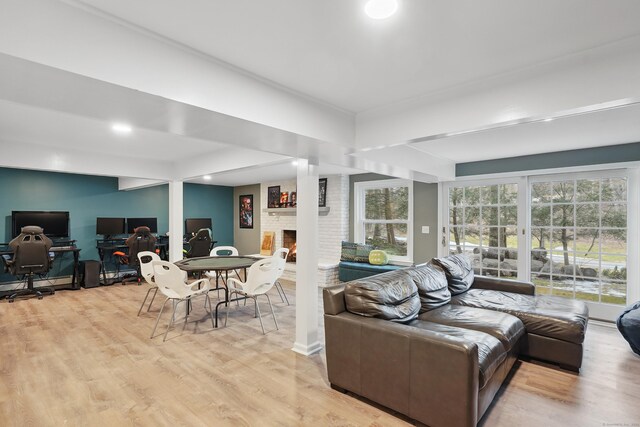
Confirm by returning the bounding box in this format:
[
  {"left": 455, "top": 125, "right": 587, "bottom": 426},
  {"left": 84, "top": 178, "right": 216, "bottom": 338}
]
[
  {"left": 96, "top": 217, "right": 212, "bottom": 238},
  {"left": 10, "top": 211, "right": 212, "bottom": 240}
]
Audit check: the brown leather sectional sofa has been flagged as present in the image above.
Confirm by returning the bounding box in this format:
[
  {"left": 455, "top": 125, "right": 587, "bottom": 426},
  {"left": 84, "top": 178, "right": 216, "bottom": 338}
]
[{"left": 323, "top": 256, "right": 588, "bottom": 427}]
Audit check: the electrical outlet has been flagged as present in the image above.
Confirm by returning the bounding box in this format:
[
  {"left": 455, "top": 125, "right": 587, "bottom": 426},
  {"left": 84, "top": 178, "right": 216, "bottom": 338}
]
[{"left": 421, "top": 226, "right": 430, "bottom": 234}]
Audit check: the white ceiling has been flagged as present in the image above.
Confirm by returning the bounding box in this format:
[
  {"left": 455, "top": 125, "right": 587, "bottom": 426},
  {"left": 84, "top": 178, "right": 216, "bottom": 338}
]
[
  {"left": 1, "top": 0, "right": 640, "bottom": 185},
  {"left": 76, "top": 0, "right": 640, "bottom": 113}
]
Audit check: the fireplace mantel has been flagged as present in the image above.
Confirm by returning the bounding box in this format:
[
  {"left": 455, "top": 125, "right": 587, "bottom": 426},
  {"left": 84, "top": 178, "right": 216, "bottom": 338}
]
[{"left": 262, "top": 207, "right": 331, "bottom": 216}]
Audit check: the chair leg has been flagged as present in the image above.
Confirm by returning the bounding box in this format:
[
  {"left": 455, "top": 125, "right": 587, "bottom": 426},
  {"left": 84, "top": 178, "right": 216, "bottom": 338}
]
[
  {"left": 138, "top": 287, "right": 155, "bottom": 316},
  {"left": 151, "top": 297, "right": 170, "bottom": 338},
  {"left": 182, "top": 299, "right": 189, "bottom": 332},
  {"left": 164, "top": 300, "right": 179, "bottom": 342},
  {"left": 275, "top": 281, "right": 290, "bottom": 305},
  {"left": 147, "top": 287, "right": 158, "bottom": 312},
  {"left": 265, "top": 293, "right": 279, "bottom": 331},
  {"left": 225, "top": 291, "right": 233, "bottom": 327},
  {"left": 254, "top": 297, "right": 265, "bottom": 334}
]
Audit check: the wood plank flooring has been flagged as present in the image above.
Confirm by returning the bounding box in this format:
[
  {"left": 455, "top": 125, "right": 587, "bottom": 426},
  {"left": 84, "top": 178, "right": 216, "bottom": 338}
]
[{"left": 0, "top": 282, "right": 639, "bottom": 426}]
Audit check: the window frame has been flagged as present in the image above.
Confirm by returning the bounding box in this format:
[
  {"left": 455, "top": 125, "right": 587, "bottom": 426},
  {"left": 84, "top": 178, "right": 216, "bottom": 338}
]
[{"left": 354, "top": 178, "right": 413, "bottom": 263}]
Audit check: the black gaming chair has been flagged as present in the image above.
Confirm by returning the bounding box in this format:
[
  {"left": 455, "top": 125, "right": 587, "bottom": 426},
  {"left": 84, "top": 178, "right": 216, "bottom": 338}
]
[
  {"left": 117, "top": 226, "right": 157, "bottom": 284},
  {"left": 187, "top": 228, "right": 212, "bottom": 258},
  {"left": 5, "top": 226, "right": 55, "bottom": 302}
]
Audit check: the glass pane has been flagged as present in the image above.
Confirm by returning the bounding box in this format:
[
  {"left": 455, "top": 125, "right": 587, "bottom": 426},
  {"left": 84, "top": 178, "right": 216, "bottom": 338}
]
[
  {"left": 552, "top": 204, "right": 574, "bottom": 227},
  {"left": 574, "top": 276, "right": 599, "bottom": 302},
  {"left": 574, "top": 228, "right": 600, "bottom": 261},
  {"left": 499, "top": 226, "right": 518, "bottom": 249},
  {"left": 601, "top": 203, "right": 626, "bottom": 228},
  {"left": 601, "top": 279, "right": 627, "bottom": 305},
  {"left": 576, "top": 179, "right": 600, "bottom": 202},
  {"left": 601, "top": 178, "right": 626, "bottom": 202},
  {"left": 464, "top": 207, "right": 479, "bottom": 224},
  {"left": 449, "top": 226, "right": 465, "bottom": 251},
  {"left": 552, "top": 228, "right": 575, "bottom": 252},
  {"left": 530, "top": 250, "right": 548, "bottom": 273},
  {"left": 531, "top": 182, "right": 551, "bottom": 204},
  {"left": 464, "top": 226, "right": 480, "bottom": 248},
  {"left": 531, "top": 205, "right": 550, "bottom": 227},
  {"left": 531, "top": 228, "right": 551, "bottom": 250},
  {"left": 481, "top": 207, "right": 498, "bottom": 226},
  {"left": 575, "top": 204, "right": 598, "bottom": 228},
  {"left": 601, "top": 258, "right": 627, "bottom": 281},
  {"left": 450, "top": 187, "right": 464, "bottom": 207},
  {"left": 449, "top": 205, "right": 463, "bottom": 226},
  {"left": 499, "top": 184, "right": 518, "bottom": 205},
  {"left": 481, "top": 185, "right": 499, "bottom": 205},
  {"left": 365, "top": 187, "right": 408, "bottom": 220},
  {"left": 552, "top": 181, "right": 574, "bottom": 203},
  {"left": 600, "top": 229, "right": 627, "bottom": 259},
  {"left": 464, "top": 187, "right": 480, "bottom": 206},
  {"left": 364, "top": 223, "right": 408, "bottom": 256},
  {"left": 500, "top": 206, "right": 517, "bottom": 226}
]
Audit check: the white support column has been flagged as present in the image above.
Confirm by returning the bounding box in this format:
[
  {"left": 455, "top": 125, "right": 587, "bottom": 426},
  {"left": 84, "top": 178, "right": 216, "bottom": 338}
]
[
  {"left": 292, "top": 158, "right": 323, "bottom": 356},
  {"left": 168, "top": 180, "right": 184, "bottom": 262}
]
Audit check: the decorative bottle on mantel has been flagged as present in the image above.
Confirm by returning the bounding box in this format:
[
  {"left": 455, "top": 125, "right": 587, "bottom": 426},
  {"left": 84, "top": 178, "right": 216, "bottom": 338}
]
[{"left": 280, "top": 192, "right": 289, "bottom": 208}]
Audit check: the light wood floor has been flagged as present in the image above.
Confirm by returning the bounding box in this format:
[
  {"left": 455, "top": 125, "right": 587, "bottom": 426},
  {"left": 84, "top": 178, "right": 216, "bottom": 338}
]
[{"left": 1, "top": 283, "right": 639, "bottom": 427}]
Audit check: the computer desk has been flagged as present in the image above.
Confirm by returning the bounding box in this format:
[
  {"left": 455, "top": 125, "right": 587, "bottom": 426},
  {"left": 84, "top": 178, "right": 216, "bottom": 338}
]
[
  {"left": 96, "top": 239, "right": 169, "bottom": 285},
  {"left": 0, "top": 245, "right": 81, "bottom": 294}
]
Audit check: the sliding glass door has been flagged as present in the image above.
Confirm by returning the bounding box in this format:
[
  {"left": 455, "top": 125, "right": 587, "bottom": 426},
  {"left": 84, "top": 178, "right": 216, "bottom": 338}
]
[{"left": 443, "top": 169, "right": 636, "bottom": 321}]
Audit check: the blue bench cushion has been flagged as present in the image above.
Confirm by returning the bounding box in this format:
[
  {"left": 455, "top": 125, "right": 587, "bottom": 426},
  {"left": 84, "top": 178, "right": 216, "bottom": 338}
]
[{"left": 339, "top": 261, "right": 403, "bottom": 282}]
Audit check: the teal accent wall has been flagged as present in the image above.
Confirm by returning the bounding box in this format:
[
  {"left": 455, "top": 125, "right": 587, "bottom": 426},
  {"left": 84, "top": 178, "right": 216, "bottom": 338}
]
[
  {"left": 456, "top": 141, "right": 640, "bottom": 176},
  {"left": 0, "top": 167, "right": 233, "bottom": 283},
  {"left": 184, "top": 182, "right": 234, "bottom": 246}
]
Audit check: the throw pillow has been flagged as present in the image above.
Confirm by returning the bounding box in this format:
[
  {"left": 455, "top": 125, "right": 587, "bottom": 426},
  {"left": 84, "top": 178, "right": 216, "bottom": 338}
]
[
  {"left": 340, "top": 241, "right": 357, "bottom": 262},
  {"left": 431, "top": 254, "right": 474, "bottom": 295},
  {"left": 369, "top": 249, "right": 389, "bottom": 265},
  {"left": 354, "top": 243, "right": 374, "bottom": 263}
]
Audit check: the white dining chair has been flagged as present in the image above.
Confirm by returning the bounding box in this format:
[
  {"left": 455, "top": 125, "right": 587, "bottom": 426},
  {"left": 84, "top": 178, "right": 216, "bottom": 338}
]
[
  {"left": 272, "top": 248, "right": 290, "bottom": 305},
  {"left": 150, "top": 260, "right": 214, "bottom": 342},
  {"left": 225, "top": 257, "right": 280, "bottom": 334},
  {"left": 205, "top": 246, "right": 240, "bottom": 298},
  {"left": 137, "top": 251, "right": 161, "bottom": 316}
]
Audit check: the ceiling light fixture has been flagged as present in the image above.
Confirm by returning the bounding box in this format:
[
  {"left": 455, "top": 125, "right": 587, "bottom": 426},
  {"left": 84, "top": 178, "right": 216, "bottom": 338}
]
[
  {"left": 291, "top": 160, "right": 299, "bottom": 166},
  {"left": 365, "top": 0, "right": 398, "bottom": 20},
  {"left": 203, "top": 175, "right": 212, "bottom": 181},
  {"left": 543, "top": 118, "right": 554, "bottom": 122},
  {"left": 111, "top": 123, "right": 132, "bottom": 134}
]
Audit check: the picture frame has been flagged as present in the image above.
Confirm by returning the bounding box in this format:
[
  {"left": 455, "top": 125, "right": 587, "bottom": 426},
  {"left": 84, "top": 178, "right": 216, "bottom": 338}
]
[
  {"left": 260, "top": 231, "right": 276, "bottom": 256},
  {"left": 267, "top": 185, "right": 280, "bottom": 208},
  {"left": 239, "top": 194, "right": 253, "bottom": 228},
  {"left": 318, "top": 178, "right": 327, "bottom": 207}
]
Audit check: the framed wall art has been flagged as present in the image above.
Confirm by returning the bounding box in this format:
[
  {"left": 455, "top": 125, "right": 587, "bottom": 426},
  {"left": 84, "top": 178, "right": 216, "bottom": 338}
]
[{"left": 239, "top": 194, "right": 253, "bottom": 228}]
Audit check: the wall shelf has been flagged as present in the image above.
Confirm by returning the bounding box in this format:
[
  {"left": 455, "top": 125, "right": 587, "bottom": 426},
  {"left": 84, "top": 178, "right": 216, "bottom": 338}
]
[{"left": 263, "top": 207, "right": 330, "bottom": 216}]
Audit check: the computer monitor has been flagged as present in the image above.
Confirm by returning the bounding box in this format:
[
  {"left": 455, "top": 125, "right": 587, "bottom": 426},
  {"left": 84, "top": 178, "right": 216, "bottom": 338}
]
[
  {"left": 96, "top": 217, "right": 126, "bottom": 236},
  {"left": 126, "top": 217, "right": 158, "bottom": 234},
  {"left": 185, "top": 218, "right": 212, "bottom": 235},
  {"left": 12, "top": 211, "right": 70, "bottom": 238}
]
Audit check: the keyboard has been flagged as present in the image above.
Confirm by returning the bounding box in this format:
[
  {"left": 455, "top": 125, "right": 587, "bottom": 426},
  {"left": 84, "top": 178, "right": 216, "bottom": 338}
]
[{"left": 52, "top": 246, "right": 75, "bottom": 251}]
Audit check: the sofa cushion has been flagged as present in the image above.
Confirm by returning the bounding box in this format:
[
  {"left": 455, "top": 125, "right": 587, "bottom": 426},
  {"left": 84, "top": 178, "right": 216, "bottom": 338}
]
[
  {"left": 369, "top": 249, "right": 389, "bottom": 265},
  {"left": 432, "top": 254, "right": 475, "bottom": 295},
  {"left": 451, "top": 289, "right": 588, "bottom": 344},
  {"left": 410, "top": 264, "right": 451, "bottom": 313},
  {"left": 354, "top": 243, "right": 374, "bottom": 263},
  {"left": 419, "top": 305, "right": 525, "bottom": 352},
  {"left": 410, "top": 320, "right": 507, "bottom": 389},
  {"left": 344, "top": 271, "right": 420, "bottom": 323},
  {"left": 340, "top": 241, "right": 358, "bottom": 262}
]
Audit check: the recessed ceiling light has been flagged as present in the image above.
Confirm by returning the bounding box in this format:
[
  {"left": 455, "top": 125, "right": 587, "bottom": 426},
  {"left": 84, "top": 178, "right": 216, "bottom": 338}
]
[
  {"left": 365, "top": 0, "right": 398, "bottom": 20},
  {"left": 203, "top": 175, "right": 212, "bottom": 181},
  {"left": 291, "top": 160, "right": 299, "bottom": 166},
  {"left": 543, "top": 118, "right": 554, "bottom": 122},
  {"left": 111, "top": 123, "right": 132, "bottom": 134}
]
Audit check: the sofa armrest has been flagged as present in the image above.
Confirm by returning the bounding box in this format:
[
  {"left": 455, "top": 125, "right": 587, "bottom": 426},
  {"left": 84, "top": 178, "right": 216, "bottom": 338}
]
[
  {"left": 325, "top": 312, "right": 479, "bottom": 427},
  {"left": 472, "top": 275, "right": 535, "bottom": 295}
]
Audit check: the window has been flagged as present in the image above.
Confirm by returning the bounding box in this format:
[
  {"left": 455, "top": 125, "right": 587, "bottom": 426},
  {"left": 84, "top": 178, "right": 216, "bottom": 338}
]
[
  {"left": 446, "top": 182, "right": 521, "bottom": 278},
  {"left": 529, "top": 173, "right": 628, "bottom": 306},
  {"left": 354, "top": 179, "right": 413, "bottom": 262}
]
